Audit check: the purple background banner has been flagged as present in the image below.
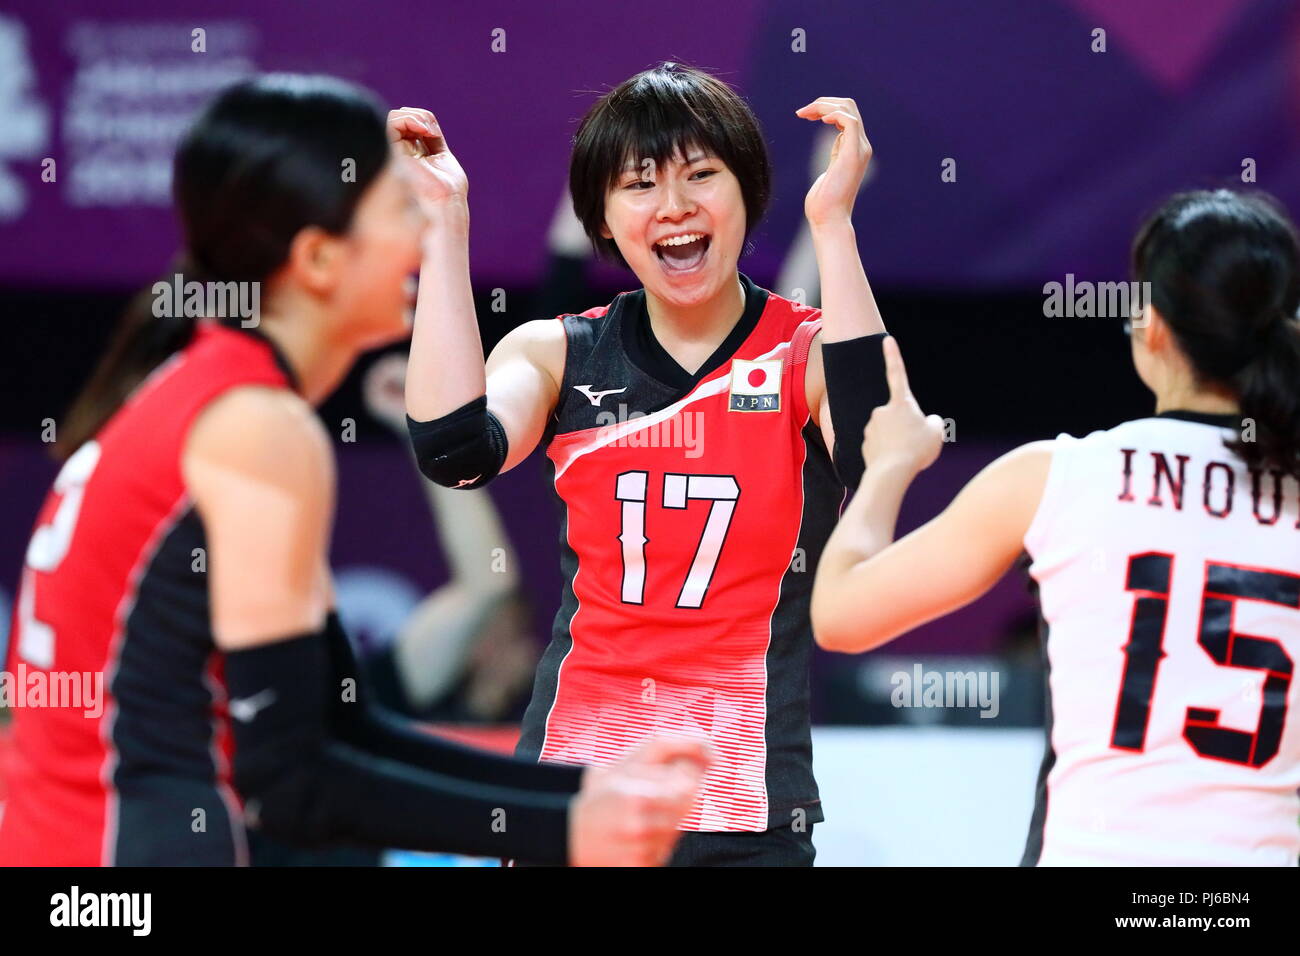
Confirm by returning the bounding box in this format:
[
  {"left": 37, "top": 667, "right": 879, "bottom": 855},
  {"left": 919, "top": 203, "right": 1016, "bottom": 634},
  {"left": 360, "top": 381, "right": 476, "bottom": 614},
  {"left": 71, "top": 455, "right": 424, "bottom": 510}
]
[{"left": 2, "top": 0, "right": 1297, "bottom": 290}]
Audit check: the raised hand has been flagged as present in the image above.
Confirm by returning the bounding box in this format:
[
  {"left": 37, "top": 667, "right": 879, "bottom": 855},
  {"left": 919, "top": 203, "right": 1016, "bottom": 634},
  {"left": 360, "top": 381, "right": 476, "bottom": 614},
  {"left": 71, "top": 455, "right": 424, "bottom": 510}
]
[
  {"left": 861, "top": 336, "right": 945, "bottom": 476},
  {"left": 795, "top": 96, "right": 872, "bottom": 228},
  {"left": 387, "top": 106, "right": 468, "bottom": 215},
  {"left": 568, "top": 737, "right": 711, "bottom": 866}
]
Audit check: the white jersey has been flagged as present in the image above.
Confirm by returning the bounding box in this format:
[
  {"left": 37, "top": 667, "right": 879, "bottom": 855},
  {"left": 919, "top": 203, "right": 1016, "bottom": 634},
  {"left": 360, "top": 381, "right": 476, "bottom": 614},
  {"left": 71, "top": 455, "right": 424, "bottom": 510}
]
[{"left": 1023, "top": 412, "right": 1300, "bottom": 866}]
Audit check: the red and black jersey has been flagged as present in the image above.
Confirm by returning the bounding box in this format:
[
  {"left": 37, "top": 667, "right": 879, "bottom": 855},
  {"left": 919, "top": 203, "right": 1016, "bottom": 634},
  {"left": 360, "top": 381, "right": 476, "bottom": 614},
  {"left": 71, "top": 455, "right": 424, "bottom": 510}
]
[
  {"left": 517, "top": 273, "right": 840, "bottom": 831},
  {"left": 0, "top": 322, "right": 293, "bottom": 865}
]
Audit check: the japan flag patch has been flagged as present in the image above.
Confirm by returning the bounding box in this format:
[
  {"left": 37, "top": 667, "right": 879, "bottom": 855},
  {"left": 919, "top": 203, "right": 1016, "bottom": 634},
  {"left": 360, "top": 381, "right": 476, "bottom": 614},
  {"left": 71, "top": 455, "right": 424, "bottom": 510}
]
[{"left": 728, "top": 358, "right": 782, "bottom": 412}]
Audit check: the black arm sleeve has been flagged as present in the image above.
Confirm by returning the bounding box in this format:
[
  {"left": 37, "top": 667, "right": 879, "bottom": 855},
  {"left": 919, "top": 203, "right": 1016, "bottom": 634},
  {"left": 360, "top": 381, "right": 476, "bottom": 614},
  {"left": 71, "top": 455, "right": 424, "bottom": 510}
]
[
  {"left": 406, "top": 395, "right": 509, "bottom": 490},
  {"left": 223, "top": 623, "right": 578, "bottom": 863},
  {"left": 322, "top": 613, "right": 582, "bottom": 795},
  {"left": 821, "top": 333, "right": 889, "bottom": 491}
]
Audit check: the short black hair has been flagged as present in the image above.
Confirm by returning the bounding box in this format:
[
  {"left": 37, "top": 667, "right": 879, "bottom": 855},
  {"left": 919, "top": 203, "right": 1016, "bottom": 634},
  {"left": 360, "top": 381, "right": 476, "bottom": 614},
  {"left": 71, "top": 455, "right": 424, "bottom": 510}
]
[{"left": 569, "top": 62, "right": 772, "bottom": 266}]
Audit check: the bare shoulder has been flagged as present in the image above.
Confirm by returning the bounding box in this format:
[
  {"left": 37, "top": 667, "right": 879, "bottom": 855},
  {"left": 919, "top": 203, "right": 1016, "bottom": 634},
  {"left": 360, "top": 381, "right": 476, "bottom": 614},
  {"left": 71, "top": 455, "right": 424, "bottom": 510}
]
[
  {"left": 184, "top": 385, "right": 334, "bottom": 492},
  {"left": 992, "top": 440, "right": 1055, "bottom": 479},
  {"left": 487, "top": 318, "right": 567, "bottom": 390},
  {"left": 963, "top": 440, "right": 1056, "bottom": 511}
]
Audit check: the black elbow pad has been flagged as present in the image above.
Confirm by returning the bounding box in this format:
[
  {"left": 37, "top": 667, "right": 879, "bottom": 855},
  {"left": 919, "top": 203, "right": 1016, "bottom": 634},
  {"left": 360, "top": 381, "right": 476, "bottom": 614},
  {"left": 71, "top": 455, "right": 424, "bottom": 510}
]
[
  {"left": 223, "top": 630, "right": 341, "bottom": 846},
  {"left": 224, "top": 629, "right": 412, "bottom": 848},
  {"left": 406, "top": 395, "right": 509, "bottom": 490}
]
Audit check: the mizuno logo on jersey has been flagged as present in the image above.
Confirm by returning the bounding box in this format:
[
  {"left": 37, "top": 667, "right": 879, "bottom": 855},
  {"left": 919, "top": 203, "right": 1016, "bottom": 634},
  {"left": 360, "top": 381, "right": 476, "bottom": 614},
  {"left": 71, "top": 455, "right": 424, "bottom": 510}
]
[
  {"left": 228, "top": 688, "right": 277, "bottom": 723},
  {"left": 728, "top": 358, "right": 782, "bottom": 412},
  {"left": 574, "top": 384, "right": 628, "bottom": 406}
]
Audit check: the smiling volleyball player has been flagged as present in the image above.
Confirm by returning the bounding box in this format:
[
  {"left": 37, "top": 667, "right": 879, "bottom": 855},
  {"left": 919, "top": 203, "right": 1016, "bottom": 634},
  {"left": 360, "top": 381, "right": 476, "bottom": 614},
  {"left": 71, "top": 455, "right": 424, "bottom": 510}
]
[{"left": 400, "top": 63, "right": 891, "bottom": 865}]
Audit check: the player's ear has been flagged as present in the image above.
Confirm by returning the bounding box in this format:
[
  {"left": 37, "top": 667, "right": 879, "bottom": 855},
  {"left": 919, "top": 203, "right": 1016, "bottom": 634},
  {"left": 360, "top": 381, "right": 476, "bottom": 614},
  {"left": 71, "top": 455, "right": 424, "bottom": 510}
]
[
  {"left": 284, "top": 225, "right": 344, "bottom": 296},
  {"left": 598, "top": 221, "right": 613, "bottom": 240},
  {"left": 1143, "top": 303, "right": 1170, "bottom": 354}
]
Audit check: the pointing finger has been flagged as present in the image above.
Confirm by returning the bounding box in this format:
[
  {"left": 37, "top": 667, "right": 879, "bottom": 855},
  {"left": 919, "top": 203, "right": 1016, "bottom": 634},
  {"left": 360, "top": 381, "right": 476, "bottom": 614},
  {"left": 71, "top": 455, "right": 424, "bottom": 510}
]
[{"left": 882, "top": 335, "right": 912, "bottom": 403}]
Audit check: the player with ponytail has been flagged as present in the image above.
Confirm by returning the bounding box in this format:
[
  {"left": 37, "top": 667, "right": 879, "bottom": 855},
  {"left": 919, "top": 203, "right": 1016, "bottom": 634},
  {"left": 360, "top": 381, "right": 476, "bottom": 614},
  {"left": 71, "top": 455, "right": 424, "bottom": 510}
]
[
  {"left": 1131, "top": 189, "right": 1300, "bottom": 476},
  {"left": 813, "top": 188, "right": 1300, "bottom": 865}
]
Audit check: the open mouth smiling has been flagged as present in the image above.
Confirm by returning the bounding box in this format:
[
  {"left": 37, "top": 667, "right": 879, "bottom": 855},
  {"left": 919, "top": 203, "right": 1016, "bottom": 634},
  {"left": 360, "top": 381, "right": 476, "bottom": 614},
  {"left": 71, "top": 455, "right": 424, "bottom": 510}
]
[{"left": 652, "top": 231, "right": 711, "bottom": 274}]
